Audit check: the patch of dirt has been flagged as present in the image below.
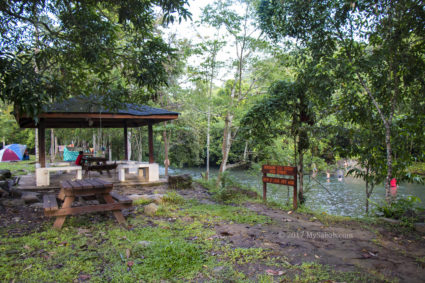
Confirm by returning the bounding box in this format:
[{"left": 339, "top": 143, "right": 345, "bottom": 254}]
[
  {"left": 3, "top": 182, "right": 425, "bottom": 282},
  {"left": 214, "top": 201, "right": 425, "bottom": 282},
  {"left": 0, "top": 204, "right": 47, "bottom": 236}
]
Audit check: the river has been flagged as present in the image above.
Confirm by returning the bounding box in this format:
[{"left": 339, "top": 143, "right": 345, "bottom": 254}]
[{"left": 160, "top": 166, "right": 425, "bottom": 217}]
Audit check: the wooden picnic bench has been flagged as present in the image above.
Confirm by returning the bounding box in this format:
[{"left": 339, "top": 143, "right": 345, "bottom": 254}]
[
  {"left": 43, "top": 178, "right": 132, "bottom": 229},
  {"left": 84, "top": 163, "right": 118, "bottom": 176}
]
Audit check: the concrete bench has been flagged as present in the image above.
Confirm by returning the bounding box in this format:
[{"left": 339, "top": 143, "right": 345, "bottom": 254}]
[
  {"left": 36, "top": 166, "right": 82, "bottom": 187},
  {"left": 117, "top": 163, "right": 159, "bottom": 182}
]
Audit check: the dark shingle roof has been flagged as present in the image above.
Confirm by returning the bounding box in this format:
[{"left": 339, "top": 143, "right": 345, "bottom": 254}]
[{"left": 47, "top": 96, "right": 179, "bottom": 116}]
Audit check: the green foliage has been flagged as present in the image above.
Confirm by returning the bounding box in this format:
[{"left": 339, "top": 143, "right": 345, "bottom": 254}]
[
  {"left": 373, "top": 196, "right": 422, "bottom": 220},
  {"left": 409, "top": 162, "right": 425, "bottom": 176},
  {"left": 0, "top": 155, "right": 35, "bottom": 175},
  {"left": 257, "top": 0, "right": 425, "bottom": 203},
  {"left": 0, "top": 0, "right": 191, "bottom": 115},
  {"left": 162, "top": 191, "right": 186, "bottom": 205},
  {"left": 197, "top": 173, "right": 259, "bottom": 204},
  {"left": 180, "top": 203, "right": 271, "bottom": 225}
]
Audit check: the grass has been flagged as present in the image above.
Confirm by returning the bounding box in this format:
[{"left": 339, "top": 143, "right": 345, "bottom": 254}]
[
  {"left": 409, "top": 162, "right": 425, "bottom": 175},
  {"left": 0, "top": 179, "right": 403, "bottom": 282},
  {"left": 0, "top": 155, "right": 36, "bottom": 175}
]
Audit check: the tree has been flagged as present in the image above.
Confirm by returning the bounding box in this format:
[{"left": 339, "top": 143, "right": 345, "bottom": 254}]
[
  {"left": 241, "top": 58, "right": 334, "bottom": 203},
  {"left": 257, "top": 0, "right": 425, "bottom": 203},
  {"left": 201, "top": 0, "right": 268, "bottom": 183},
  {"left": 0, "top": 0, "right": 191, "bottom": 116},
  {"left": 190, "top": 33, "right": 226, "bottom": 179}
]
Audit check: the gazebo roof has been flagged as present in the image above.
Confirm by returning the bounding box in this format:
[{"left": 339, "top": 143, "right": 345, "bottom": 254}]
[{"left": 16, "top": 96, "right": 179, "bottom": 128}]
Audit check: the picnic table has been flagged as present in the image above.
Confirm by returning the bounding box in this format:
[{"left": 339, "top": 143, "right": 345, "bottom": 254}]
[
  {"left": 82, "top": 156, "right": 117, "bottom": 177},
  {"left": 43, "top": 178, "right": 132, "bottom": 229}
]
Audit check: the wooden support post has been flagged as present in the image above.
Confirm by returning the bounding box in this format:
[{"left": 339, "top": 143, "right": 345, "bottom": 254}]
[
  {"left": 53, "top": 196, "right": 75, "bottom": 229},
  {"left": 263, "top": 171, "right": 267, "bottom": 201},
  {"left": 38, "top": 120, "right": 46, "bottom": 168},
  {"left": 294, "top": 170, "right": 298, "bottom": 210},
  {"left": 148, "top": 123, "right": 154, "bottom": 164},
  {"left": 124, "top": 121, "right": 128, "bottom": 160}
]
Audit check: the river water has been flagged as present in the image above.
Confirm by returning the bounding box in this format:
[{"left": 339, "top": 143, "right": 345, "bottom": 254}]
[{"left": 161, "top": 166, "right": 425, "bottom": 217}]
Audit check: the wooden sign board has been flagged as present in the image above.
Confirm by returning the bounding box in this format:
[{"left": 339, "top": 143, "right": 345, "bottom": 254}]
[
  {"left": 262, "top": 165, "right": 297, "bottom": 176},
  {"left": 262, "top": 165, "right": 298, "bottom": 209},
  {"left": 262, "top": 177, "right": 295, "bottom": 186}
]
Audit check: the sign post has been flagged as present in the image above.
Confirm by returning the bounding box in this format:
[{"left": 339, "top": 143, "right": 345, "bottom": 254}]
[{"left": 262, "top": 165, "right": 298, "bottom": 209}]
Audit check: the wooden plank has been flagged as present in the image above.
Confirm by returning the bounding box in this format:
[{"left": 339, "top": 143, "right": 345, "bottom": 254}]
[
  {"left": 73, "top": 179, "right": 93, "bottom": 189},
  {"left": 60, "top": 180, "right": 73, "bottom": 190},
  {"left": 85, "top": 179, "right": 105, "bottom": 188},
  {"left": 68, "top": 180, "right": 84, "bottom": 190},
  {"left": 93, "top": 178, "right": 113, "bottom": 187},
  {"left": 262, "top": 176, "right": 296, "bottom": 186},
  {"left": 58, "top": 189, "right": 65, "bottom": 201},
  {"left": 262, "top": 165, "right": 297, "bottom": 176},
  {"left": 63, "top": 187, "right": 112, "bottom": 197},
  {"left": 43, "top": 194, "right": 58, "bottom": 211},
  {"left": 45, "top": 202, "right": 128, "bottom": 217},
  {"left": 103, "top": 194, "right": 127, "bottom": 224},
  {"left": 53, "top": 196, "right": 74, "bottom": 229},
  {"left": 110, "top": 192, "right": 133, "bottom": 204}
]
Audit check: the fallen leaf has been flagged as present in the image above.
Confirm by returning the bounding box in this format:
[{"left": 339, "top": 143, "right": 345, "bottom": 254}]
[
  {"left": 23, "top": 245, "right": 31, "bottom": 250},
  {"left": 23, "top": 265, "right": 32, "bottom": 271},
  {"left": 79, "top": 274, "right": 90, "bottom": 280},
  {"left": 288, "top": 211, "right": 293, "bottom": 214},
  {"left": 314, "top": 255, "right": 320, "bottom": 259},
  {"left": 266, "top": 269, "right": 284, "bottom": 276},
  {"left": 126, "top": 249, "right": 131, "bottom": 259},
  {"left": 77, "top": 228, "right": 91, "bottom": 235}
]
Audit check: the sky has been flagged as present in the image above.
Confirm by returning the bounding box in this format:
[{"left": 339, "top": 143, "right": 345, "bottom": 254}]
[{"left": 161, "top": 0, "right": 259, "bottom": 85}]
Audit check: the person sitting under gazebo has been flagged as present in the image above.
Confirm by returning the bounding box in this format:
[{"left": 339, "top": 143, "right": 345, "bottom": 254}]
[{"left": 75, "top": 151, "right": 84, "bottom": 165}]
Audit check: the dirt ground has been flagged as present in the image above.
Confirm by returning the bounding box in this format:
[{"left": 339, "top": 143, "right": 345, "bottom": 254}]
[{"left": 2, "top": 183, "right": 425, "bottom": 282}]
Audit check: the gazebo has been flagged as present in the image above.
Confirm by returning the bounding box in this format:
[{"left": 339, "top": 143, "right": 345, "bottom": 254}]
[{"left": 15, "top": 96, "right": 178, "bottom": 185}]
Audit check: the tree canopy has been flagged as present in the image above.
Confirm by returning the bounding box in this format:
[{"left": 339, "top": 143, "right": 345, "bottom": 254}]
[{"left": 0, "top": 0, "right": 191, "bottom": 116}]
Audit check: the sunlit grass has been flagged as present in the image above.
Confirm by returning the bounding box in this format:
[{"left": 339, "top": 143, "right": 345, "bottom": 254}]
[{"left": 0, "top": 154, "right": 36, "bottom": 175}]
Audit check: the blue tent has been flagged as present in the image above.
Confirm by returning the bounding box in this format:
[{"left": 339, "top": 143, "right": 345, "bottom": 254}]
[
  {"left": 0, "top": 144, "right": 27, "bottom": 161},
  {"left": 63, "top": 147, "right": 79, "bottom": 162}
]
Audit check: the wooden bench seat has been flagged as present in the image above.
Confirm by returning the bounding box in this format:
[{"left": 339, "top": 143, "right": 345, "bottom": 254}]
[
  {"left": 43, "top": 194, "right": 59, "bottom": 212},
  {"left": 110, "top": 192, "right": 132, "bottom": 205},
  {"left": 44, "top": 178, "right": 132, "bottom": 229},
  {"left": 83, "top": 163, "right": 117, "bottom": 177}
]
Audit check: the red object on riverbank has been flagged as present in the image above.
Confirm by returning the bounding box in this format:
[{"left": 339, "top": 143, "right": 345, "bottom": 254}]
[{"left": 390, "top": 178, "right": 397, "bottom": 187}]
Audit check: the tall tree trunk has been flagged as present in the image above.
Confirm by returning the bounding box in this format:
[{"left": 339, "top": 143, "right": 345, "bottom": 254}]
[
  {"left": 365, "top": 166, "right": 370, "bottom": 214},
  {"left": 217, "top": 112, "right": 233, "bottom": 183},
  {"left": 163, "top": 121, "right": 169, "bottom": 177},
  {"left": 298, "top": 149, "right": 304, "bottom": 204},
  {"left": 35, "top": 129, "right": 39, "bottom": 163},
  {"left": 243, "top": 141, "right": 248, "bottom": 161},
  {"left": 384, "top": 123, "right": 392, "bottom": 203},
  {"left": 206, "top": 105, "right": 210, "bottom": 180},
  {"left": 108, "top": 134, "right": 112, "bottom": 162},
  {"left": 50, "top": 129, "right": 55, "bottom": 162},
  {"left": 135, "top": 129, "right": 143, "bottom": 162},
  {"left": 92, "top": 132, "right": 96, "bottom": 155},
  {"left": 127, "top": 129, "right": 132, "bottom": 161}
]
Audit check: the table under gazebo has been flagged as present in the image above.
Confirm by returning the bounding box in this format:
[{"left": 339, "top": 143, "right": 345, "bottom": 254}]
[{"left": 14, "top": 96, "right": 178, "bottom": 187}]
